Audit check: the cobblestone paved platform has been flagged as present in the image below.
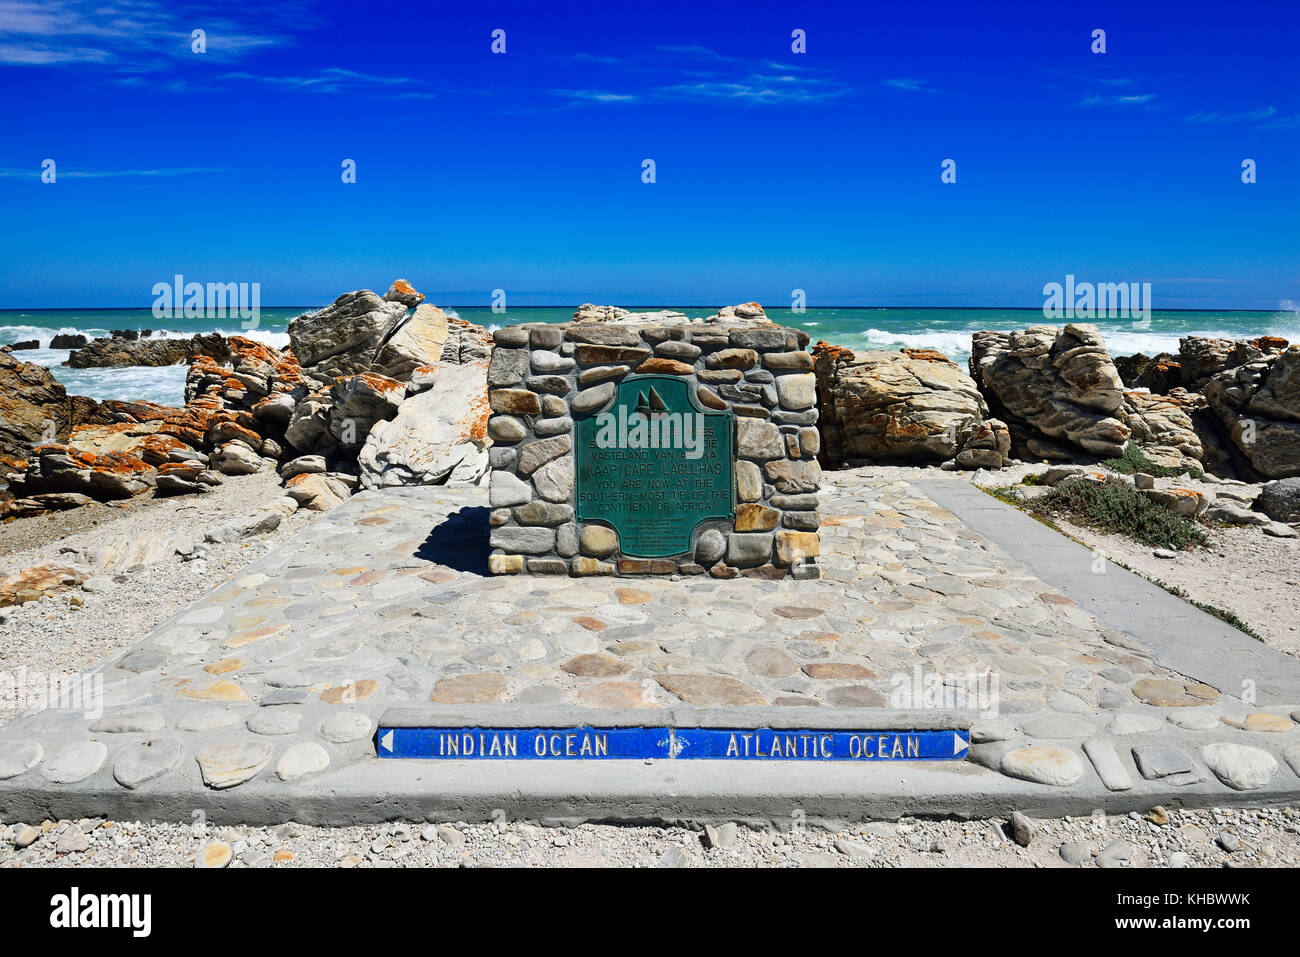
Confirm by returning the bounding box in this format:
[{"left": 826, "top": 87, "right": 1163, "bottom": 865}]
[{"left": 1, "top": 471, "right": 1298, "bottom": 825}]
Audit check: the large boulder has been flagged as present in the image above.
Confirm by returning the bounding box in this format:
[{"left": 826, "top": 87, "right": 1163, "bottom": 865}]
[
  {"left": 382, "top": 278, "right": 424, "bottom": 308},
  {"left": 705, "top": 302, "right": 771, "bottom": 323},
  {"left": 327, "top": 373, "right": 407, "bottom": 453},
  {"left": 283, "top": 392, "right": 333, "bottom": 455},
  {"left": 1204, "top": 346, "right": 1300, "bottom": 478},
  {"left": 0, "top": 351, "right": 70, "bottom": 462},
  {"left": 1254, "top": 478, "right": 1300, "bottom": 523},
  {"left": 1117, "top": 391, "right": 1204, "bottom": 472},
  {"left": 1114, "top": 352, "right": 1182, "bottom": 394},
  {"left": 1179, "top": 335, "right": 1288, "bottom": 391},
  {"left": 9, "top": 445, "right": 155, "bottom": 499},
  {"left": 439, "top": 316, "right": 494, "bottom": 364},
  {"left": 813, "top": 343, "right": 1010, "bottom": 468},
  {"left": 970, "top": 324, "right": 1131, "bottom": 459},
  {"left": 358, "top": 359, "right": 491, "bottom": 488},
  {"left": 67, "top": 333, "right": 228, "bottom": 369},
  {"left": 372, "top": 303, "right": 449, "bottom": 379},
  {"left": 288, "top": 290, "right": 408, "bottom": 379},
  {"left": 573, "top": 303, "right": 631, "bottom": 323},
  {"left": 572, "top": 303, "right": 692, "bottom": 325},
  {"left": 290, "top": 284, "right": 492, "bottom": 381}
]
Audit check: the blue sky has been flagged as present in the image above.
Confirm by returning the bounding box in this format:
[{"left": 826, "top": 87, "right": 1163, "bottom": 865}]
[{"left": 0, "top": 0, "right": 1296, "bottom": 309}]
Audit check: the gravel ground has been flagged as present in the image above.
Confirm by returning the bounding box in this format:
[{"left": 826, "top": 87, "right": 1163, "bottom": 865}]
[
  {"left": 0, "top": 470, "right": 319, "bottom": 722},
  {"left": 2, "top": 805, "right": 1298, "bottom": 868},
  {"left": 1041, "top": 517, "right": 1300, "bottom": 653}
]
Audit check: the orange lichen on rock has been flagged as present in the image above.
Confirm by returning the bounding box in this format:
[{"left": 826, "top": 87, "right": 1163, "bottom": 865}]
[{"left": 901, "top": 348, "right": 955, "bottom": 364}]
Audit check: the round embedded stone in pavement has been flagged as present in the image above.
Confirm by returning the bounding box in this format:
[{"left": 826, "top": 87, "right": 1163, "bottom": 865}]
[
  {"left": 196, "top": 741, "right": 273, "bottom": 790},
  {"left": 430, "top": 673, "right": 508, "bottom": 704},
  {"left": 90, "top": 710, "right": 166, "bottom": 733},
  {"left": 999, "top": 745, "right": 1084, "bottom": 786},
  {"left": 518, "top": 638, "right": 547, "bottom": 661},
  {"left": 970, "top": 720, "right": 1014, "bottom": 743},
  {"left": 197, "top": 841, "right": 232, "bottom": 868},
  {"left": 1285, "top": 744, "right": 1300, "bottom": 777},
  {"left": 823, "top": 685, "right": 887, "bottom": 708},
  {"left": 1201, "top": 743, "right": 1277, "bottom": 790},
  {"left": 657, "top": 674, "right": 766, "bottom": 706},
  {"left": 276, "top": 742, "right": 330, "bottom": 781},
  {"left": 113, "top": 739, "right": 183, "bottom": 790},
  {"left": 1107, "top": 713, "right": 1163, "bottom": 736},
  {"left": 319, "top": 711, "right": 372, "bottom": 744},
  {"left": 1131, "top": 678, "right": 1219, "bottom": 707},
  {"left": 579, "top": 681, "right": 656, "bottom": 708},
  {"left": 1167, "top": 710, "right": 1220, "bottom": 731},
  {"left": 773, "top": 605, "right": 824, "bottom": 620},
  {"left": 42, "top": 740, "right": 108, "bottom": 784},
  {"left": 320, "top": 679, "right": 379, "bottom": 704},
  {"left": 562, "top": 654, "right": 631, "bottom": 677},
  {"left": 247, "top": 710, "right": 302, "bottom": 736},
  {"left": 803, "top": 662, "right": 877, "bottom": 680},
  {"left": 744, "top": 645, "right": 798, "bottom": 678},
  {"left": 0, "top": 741, "right": 43, "bottom": 780},
  {"left": 1240, "top": 713, "right": 1295, "bottom": 733}
]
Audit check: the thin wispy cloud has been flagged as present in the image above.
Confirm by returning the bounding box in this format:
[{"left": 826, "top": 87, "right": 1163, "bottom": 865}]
[
  {"left": 0, "top": 166, "right": 222, "bottom": 178},
  {"left": 220, "top": 67, "right": 429, "bottom": 96},
  {"left": 549, "top": 44, "right": 848, "bottom": 107},
  {"left": 0, "top": 0, "right": 290, "bottom": 68},
  {"left": 882, "top": 77, "right": 937, "bottom": 93},
  {"left": 553, "top": 88, "right": 637, "bottom": 103},
  {"left": 662, "top": 72, "right": 846, "bottom": 104},
  {"left": 1081, "top": 92, "right": 1158, "bottom": 107},
  {"left": 1185, "top": 106, "right": 1299, "bottom": 129}
]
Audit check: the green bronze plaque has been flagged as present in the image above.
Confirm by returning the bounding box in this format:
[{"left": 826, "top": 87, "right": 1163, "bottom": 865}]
[{"left": 575, "top": 375, "right": 734, "bottom": 558}]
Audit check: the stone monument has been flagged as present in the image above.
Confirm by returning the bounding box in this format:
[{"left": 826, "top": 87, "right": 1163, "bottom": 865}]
[{"left": 486, "top": 316, "right": 821, "bottom": 578}]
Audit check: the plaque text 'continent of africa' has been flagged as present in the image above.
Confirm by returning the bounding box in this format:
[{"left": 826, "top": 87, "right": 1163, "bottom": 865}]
[{"left": 575, "top": 375, "right": 734, "bottom": 558}]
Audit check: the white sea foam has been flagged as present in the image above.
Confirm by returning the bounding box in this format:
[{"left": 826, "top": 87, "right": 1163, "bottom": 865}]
[
  {"left": 48, "top": 363, "right": 189, "bottom": 407},
  {"left": 212, "top": 327, "right": 291, "bottom": 348},
  {"left": 854, "top": 323, "right": 1289, "bottom": 361}
]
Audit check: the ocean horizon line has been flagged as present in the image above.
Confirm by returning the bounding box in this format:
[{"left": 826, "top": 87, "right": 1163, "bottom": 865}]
[{"left": 0, "top": 304, "right": 1290, "bottom": 314}]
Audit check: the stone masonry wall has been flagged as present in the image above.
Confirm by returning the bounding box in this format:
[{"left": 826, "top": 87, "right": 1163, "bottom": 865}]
[{"left": 485, "top": 318, "right": 822, "bottom": 579}]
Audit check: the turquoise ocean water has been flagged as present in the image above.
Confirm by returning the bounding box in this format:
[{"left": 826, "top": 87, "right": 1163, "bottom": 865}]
[{"left": 3, "top": 305, "right": 1297, "bottom": 408}]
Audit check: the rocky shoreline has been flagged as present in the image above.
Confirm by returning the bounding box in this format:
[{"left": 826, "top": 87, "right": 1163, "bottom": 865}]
[{"left": 3, "top": 285, "right": 1298, "bottom": 611}]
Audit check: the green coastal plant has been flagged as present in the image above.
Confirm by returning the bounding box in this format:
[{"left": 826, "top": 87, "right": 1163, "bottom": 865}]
[
  {"left": 1101, "top": 442, "right": 1203, "bottom": 480},
  {"left": 1026, "top": 480, "right": 1209, "bottom": 550}
]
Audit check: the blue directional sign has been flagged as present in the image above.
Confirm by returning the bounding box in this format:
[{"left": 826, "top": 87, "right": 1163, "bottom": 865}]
[{"left": 376, "top": 726, "right": 970, "bottom": 761}]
